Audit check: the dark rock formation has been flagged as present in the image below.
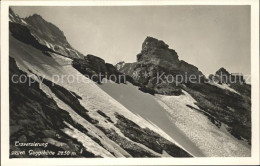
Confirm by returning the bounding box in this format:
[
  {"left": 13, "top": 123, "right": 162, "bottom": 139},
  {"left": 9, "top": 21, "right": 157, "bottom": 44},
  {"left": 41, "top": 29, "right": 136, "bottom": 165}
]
[
  {"left": 230, "top": 83, "right": 251, "bottom": 98},
  {"left": 9, "top": 8, "right": 84, "bottom": 58},
  {"left": 216, "top": 67, "right": 230, "bottom": 76},
  {"left": 94, "top": 125, "right": 158, "bottom": 157},
  {"left": 115, "top": 61, "right": 137, "bottom": 77},
  {"left": 72, "top": 54, "right": 125, "bottom": 83},
  {"left": 93, "top": 112, "right": 192, "bottom": 157},
  {"left": 138, "top": 37, "right": 179, "bottom": 68},
  {"left": 83, "top": 54, "right": 107, "bottom": 74},
  {"left": 114, "top": 113, "right": 192, "bottom": 157},
  {"left": 24, "top": 14, "right": 70, "bottom": 48},
  {"left": 40, "top": 76, "right": 98, "bottom": 125},
  {"left": 208, "top": 68, "right": 249, "bottom": 98},
  {"left": 97, "top": 110, "right": 113, "bottom": 123},
  {"left": 116, "top": 36, "right": 205, "bottom": 95}
]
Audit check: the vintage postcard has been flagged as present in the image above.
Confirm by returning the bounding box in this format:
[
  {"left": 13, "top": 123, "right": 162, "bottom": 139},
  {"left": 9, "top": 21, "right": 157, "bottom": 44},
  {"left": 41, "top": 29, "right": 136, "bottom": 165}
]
[{"left": 1, "top": 0, "right": 259, "bottom": 165}]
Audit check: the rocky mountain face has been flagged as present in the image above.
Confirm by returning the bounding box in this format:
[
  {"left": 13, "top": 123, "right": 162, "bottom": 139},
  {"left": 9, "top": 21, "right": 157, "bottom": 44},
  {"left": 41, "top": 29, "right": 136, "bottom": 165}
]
[
  {"left": 209, "top": 67, "right": 246, "bottom": 85},
  {"left": 116, "top": 37, "right": 205, "bottom": 95},
  {"left": 72, "top": 54, "right": 125, "bottom": 83},
  {"left": 9, "top": 8, "right": 84, "bottom": 59}
]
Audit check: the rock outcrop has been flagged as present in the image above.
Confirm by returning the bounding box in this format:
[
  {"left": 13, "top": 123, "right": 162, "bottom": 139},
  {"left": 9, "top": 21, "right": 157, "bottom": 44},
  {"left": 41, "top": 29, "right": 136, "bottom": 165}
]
[
  {"left": 115, "top": 61, "right": 137, "bottom": 77},
  {"left": 137, "top": 37, "right": 179, "bottom": 69},
  {"left": 72, "top": 54, "right": 125, "bottom": 83},
  {"left": 116, "top": 36, "right": 205, "bottom": 95}
]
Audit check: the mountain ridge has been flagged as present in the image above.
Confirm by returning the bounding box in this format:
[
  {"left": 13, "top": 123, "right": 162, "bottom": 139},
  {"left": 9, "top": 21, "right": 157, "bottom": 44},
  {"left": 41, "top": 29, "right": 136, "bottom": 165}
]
[
  {"left": 8, "top": 8, "right": 251, "bottom": 157},
  {"left": 9, "top": 8, "right": 194, "bottom": 157},
  {"left": 9, "top": 8, "right": 84, "bottom": 59}
]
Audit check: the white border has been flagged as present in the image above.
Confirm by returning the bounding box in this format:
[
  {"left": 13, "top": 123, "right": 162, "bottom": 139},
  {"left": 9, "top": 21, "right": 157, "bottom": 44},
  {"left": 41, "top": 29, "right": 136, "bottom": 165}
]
[{"left": 1, "top": 0, "right": 259, "bottom": 165}]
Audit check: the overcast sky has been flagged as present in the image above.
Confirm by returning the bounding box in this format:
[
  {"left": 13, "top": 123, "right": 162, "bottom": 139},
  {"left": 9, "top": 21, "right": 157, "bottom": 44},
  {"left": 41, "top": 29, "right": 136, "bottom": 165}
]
[{"left": 12, "top": 6, "right": 250, "bottom": 75}]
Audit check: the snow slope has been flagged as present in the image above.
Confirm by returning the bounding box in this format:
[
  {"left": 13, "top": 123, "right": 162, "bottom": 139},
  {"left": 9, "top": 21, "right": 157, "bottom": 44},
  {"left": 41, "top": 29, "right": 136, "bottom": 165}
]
[
  {"left": 155, "top": 91, "right": 250, "bottom": 157},
  {"left": 98, "top": 80, "right": 204, "bottom": 157},
  {"left": 9, "top": 35, "right": 189, "bottom": 157},
  {"left": 99, "top": 78, "right": 251, "bottom": 157}
]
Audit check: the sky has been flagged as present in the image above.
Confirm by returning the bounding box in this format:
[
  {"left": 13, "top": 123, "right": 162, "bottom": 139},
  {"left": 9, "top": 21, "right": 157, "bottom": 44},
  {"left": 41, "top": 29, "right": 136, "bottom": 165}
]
[{"left": 12, "top": 6, "right": 250, "bottom": 75}]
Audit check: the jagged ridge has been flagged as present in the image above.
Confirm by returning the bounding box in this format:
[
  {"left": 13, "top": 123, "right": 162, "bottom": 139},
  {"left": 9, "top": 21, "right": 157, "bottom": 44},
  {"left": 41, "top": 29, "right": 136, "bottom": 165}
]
[{"left": 9, "top": 8, "right": 84, "bottom": 59}]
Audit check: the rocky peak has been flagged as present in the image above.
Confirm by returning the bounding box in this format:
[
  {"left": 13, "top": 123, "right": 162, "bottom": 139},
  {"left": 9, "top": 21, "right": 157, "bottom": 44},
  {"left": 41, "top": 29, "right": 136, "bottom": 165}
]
[
  {"left": 117, "top": 36, "right": 205, "bottom": 95},
  {"left": 9, "top": 8, "right": 84, "bottom": 59},
  {"left": 142, "top": 36, "right": 169, "bottom": 52},
  {"left": 115, "top": 61, "right": 126, "bottom": 70},
  {"left": 73, "top": 54, "right": 124, "bottom": 83},
  {"left": 26, "top": 13, "right": 43, "bottom": 20},
  {"left": 24, "top": 14, "right": 69, "bottom": 46},
  {"left": 209, "top": 67, "right": 245, "bottom": 85},
  {"left": 216, "top": 67, "right": 230, "bottom": 76},
  {"left": 137, "top": 36, "right": 179, "bottom": 65}
]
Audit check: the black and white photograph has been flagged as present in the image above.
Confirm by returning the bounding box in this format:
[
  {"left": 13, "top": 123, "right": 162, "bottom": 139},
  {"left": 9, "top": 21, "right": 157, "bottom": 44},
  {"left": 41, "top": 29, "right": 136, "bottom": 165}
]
[{"left": 1, "top": 0, "right": 259, "bottom": 165}]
